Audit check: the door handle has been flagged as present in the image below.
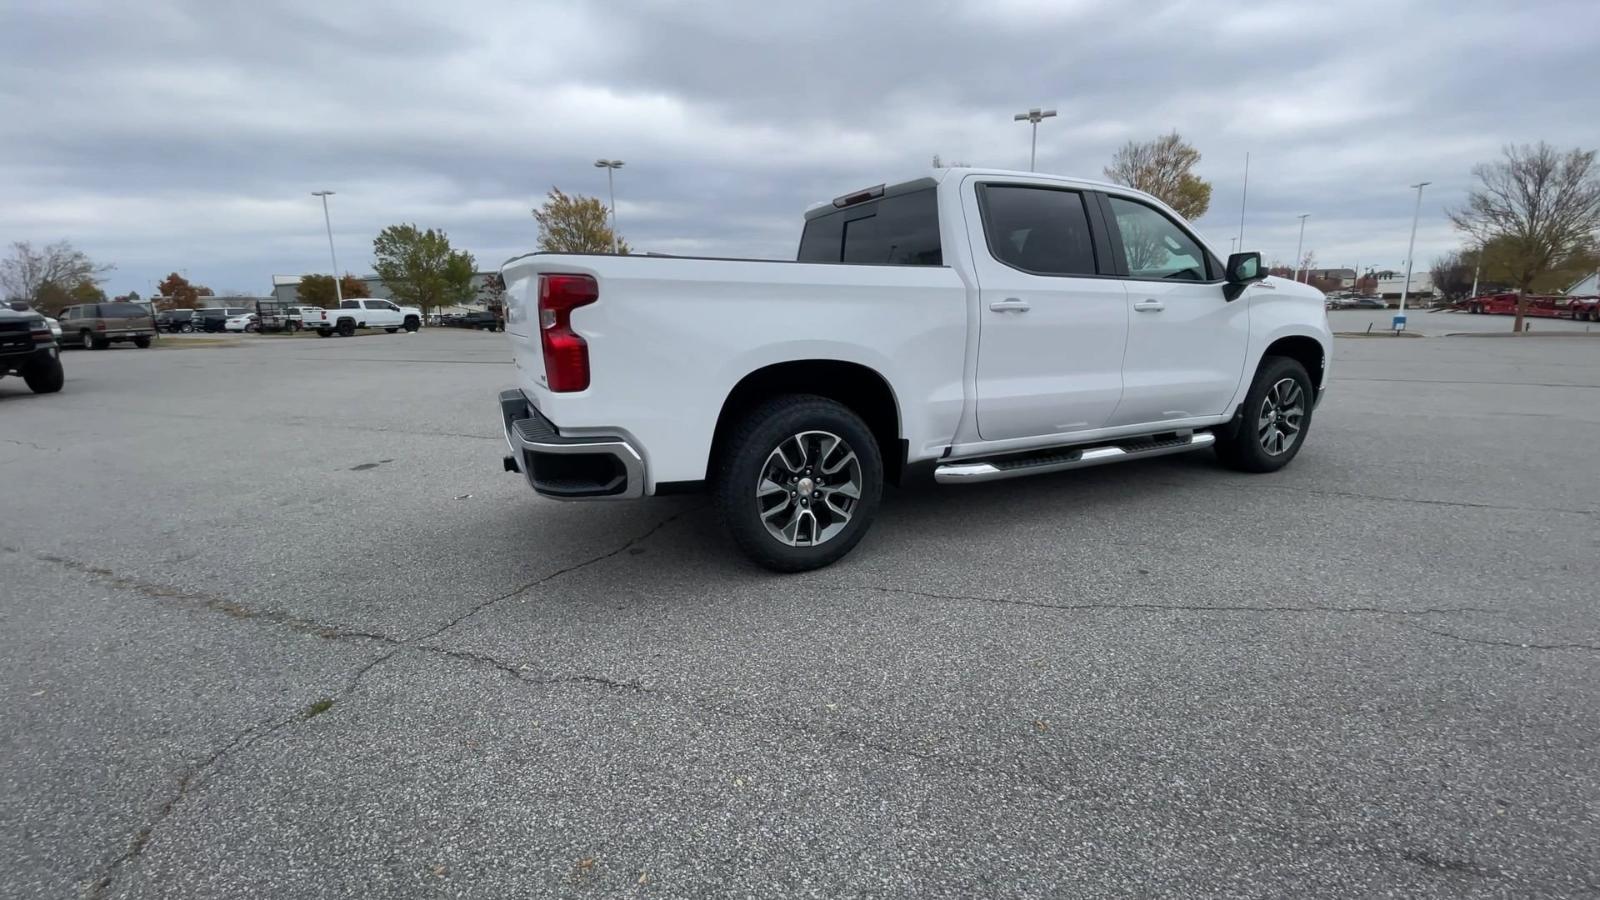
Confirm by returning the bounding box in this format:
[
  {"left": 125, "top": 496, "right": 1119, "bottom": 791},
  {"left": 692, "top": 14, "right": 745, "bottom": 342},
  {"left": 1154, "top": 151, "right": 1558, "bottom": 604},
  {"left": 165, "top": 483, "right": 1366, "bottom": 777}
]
[
  {"left": 989, "top": 298, "right": 1030, "bottom": 313},
  {"left": 1133, "top": 299, "right": 1165, "bottom": 312}
]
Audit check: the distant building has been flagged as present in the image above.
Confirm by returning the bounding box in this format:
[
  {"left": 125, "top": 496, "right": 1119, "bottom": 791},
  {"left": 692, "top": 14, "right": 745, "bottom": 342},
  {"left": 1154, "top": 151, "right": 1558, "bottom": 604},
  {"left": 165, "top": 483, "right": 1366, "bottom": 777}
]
[
  {"left": 1372, "top": 270, "right": 1433, "bottom": 299},
  {"left": 269, "top": 273, "right": 500, "bottom": 314},
  {"left": 1302, "top": 268, "right": 1356, "bottom": 288},
  {"left": 149, "top": 294, "right": 270, "bottom": 309}
]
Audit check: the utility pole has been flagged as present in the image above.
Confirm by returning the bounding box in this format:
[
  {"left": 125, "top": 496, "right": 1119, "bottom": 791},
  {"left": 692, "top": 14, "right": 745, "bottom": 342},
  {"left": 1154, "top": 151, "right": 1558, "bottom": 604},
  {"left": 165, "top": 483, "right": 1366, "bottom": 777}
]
[
  {"left": 1012, "top": 108, "right": 1056, "bottom": 172},
  {"left": 311, "top": 190, "right": 341, "bottom": 304},
  {"left": 594, "top": 159, "right": 624, "bottom": 253},
  {"left": 1398, "top": 181, "right": 1430, "bottom": 330}
]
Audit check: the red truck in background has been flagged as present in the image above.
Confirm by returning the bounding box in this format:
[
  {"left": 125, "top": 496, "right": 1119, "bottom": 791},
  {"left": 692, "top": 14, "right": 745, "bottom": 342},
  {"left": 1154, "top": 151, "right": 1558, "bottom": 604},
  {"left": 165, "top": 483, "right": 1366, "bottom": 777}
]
[{"left": 1458, "top": 293, "right": 1600, "bottom": 321}]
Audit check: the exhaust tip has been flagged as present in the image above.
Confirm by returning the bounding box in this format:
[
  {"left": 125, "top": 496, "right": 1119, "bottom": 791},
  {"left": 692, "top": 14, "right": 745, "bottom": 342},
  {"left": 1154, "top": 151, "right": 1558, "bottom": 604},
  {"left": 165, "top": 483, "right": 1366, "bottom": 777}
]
[{"left": 502, "top": 455, "right": 518, "bottom": 473}]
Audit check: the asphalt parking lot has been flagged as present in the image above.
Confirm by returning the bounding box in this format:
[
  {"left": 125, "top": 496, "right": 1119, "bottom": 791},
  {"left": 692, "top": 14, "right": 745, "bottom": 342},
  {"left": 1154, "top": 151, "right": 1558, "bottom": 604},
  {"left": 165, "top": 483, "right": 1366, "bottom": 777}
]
[{"left": 3, "top": 330, "right": 1598, "bottom": 899}]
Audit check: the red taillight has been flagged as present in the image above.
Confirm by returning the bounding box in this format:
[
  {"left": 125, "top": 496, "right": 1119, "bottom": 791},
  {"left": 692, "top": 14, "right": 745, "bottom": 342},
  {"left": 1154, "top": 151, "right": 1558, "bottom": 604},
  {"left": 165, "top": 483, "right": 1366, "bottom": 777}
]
[
  {"left": 95, "top": 321, "right": 107, "bottom": 331},
  {"left": 538, "top": 274, "right": 598, "bottom": 392}
]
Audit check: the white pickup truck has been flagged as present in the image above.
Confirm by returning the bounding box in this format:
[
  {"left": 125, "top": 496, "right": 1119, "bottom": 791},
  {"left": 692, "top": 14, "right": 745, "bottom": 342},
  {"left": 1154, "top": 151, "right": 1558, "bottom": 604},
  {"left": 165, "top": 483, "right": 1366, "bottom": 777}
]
[
  {"left": 498, "top": 167, "right": 1332, "bottom": 571},
  {"left": 303, "top": 299, "right": 422, "bottom": 337}
]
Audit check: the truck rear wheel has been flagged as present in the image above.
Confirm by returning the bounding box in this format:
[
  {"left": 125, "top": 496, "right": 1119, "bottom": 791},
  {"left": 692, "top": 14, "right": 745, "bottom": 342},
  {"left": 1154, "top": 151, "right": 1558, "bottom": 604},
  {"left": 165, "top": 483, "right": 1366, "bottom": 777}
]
[
  {"left": 317, "top": 328, "right": 332, "bottom": 338},
  {"left": 1214, "top": 356, "right": 1314, "bottom": 474},
  {"left": 337, "top": 320, "right": 355, "bottom": 337},
  {"left": 714, "top": 394, "right": 882, "bottom": 572}
]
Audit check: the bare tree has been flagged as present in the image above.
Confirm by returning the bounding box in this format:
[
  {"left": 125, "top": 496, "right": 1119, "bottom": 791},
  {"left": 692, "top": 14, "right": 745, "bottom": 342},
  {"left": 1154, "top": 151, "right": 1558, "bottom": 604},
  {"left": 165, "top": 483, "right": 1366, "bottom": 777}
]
[
  {"left": 1430, "top": 252, "right": 1475, "bottom": 300},
  {"left": 1, "top": 240, "right": 112, "bottom": 306},
  {"left": 1449, "top": 142, "right": 1600, "bottom": 331},
  {"left": 1103, "top": 131, "right": 1212, "bottom": 220}
]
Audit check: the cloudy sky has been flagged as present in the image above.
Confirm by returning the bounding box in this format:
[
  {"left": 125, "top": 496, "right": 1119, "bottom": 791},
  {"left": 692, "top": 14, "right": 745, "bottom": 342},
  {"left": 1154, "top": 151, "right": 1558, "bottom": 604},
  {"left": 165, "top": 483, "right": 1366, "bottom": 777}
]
[{"left": 2, "top": 0, "right": 1595, "bottom": 296}]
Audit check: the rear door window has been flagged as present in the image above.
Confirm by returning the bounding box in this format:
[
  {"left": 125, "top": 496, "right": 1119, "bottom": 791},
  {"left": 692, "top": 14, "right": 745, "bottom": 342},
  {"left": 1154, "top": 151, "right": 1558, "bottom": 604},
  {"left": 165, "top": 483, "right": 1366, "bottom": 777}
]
[
  {"left": 977, "top": 185, "right": 1098, "bottom": 276},
  {"left": 339, "top": 300, "right": 361, "bottom": 309},
  {"left": 101, "top": 304, "right": 149, "bottom": 318}
]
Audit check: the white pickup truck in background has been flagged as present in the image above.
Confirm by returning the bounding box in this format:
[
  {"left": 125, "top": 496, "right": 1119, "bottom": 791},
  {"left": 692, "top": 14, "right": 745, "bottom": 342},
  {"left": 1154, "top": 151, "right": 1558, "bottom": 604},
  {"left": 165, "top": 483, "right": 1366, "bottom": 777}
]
[
  {"left": 304, "top": 299, "right": 422, "bottom": 337},
  {"left": 497, "top": 167, "right": 1332, "bottom": 571}
]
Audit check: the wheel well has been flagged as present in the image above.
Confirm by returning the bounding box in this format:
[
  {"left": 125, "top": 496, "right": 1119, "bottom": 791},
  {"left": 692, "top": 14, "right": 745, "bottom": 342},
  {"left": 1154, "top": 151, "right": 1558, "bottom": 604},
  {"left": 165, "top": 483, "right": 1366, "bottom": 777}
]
[
  {"left": 1263, "top": 336, "right": 1325, "bottom": 395},
  {"left": 711, "top": 360, "right": 904, "bottom": 483}
]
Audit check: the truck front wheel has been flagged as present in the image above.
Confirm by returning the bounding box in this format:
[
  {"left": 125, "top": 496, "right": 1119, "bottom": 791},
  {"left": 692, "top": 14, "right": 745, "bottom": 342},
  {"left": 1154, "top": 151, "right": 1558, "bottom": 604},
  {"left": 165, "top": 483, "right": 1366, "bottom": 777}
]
[
  {"left": 403, "top": 316, "right": 420, "bottom": 332},
  {"left": 714, "top": 395, "right": 883, "bottom": 572},
  {"left": 23, "top": 353, "right": 64, "bottom": 393},
  {"left": 1214, "top": 356, "right": 1314, "bottom": 474}
]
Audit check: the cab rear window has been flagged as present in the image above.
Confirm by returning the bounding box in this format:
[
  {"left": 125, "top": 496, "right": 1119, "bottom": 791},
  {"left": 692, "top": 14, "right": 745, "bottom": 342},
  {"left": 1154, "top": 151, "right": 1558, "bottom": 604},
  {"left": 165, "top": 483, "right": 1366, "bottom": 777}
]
[{"left": 798, "top": 188, "right": 942, "bottom": 266}]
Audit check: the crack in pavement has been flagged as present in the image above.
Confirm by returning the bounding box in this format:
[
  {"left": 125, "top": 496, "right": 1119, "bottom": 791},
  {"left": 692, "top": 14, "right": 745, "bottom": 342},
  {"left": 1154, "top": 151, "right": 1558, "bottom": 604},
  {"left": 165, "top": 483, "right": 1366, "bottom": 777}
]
[
  {"left": 1246, "top": 483, "right": 1598, "bottom": 517},
  {"left": 1398, "top": 624, "right": 1600, "bottom": 653},
  {"left": 405, "top": 505, "right": 705, "bottom": 645},
  {"left": 869, "top": 584, "right": 1500, "bottom": 618},
  {"left": 868, "top": 586, "right": 1600, "bottom": 655},
  {"left": 82, "top": 698, "right": 346, "bottom": 900},
  {"left": 4, "top": 547, "right": 408, "bottom": 649},
  {"left": 33, "top": 506, "right": 700, "bottom": 899},
  {"left": 3, "top": 437, "right": 58, "bottom": 451},
  {"left": 420, "top": 640, "right": 1066, "bottom": 794}
]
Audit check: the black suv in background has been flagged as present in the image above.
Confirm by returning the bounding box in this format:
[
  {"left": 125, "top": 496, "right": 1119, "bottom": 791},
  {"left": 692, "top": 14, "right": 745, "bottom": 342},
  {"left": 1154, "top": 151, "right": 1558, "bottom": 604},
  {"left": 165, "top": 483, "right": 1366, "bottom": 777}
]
[
  {"left": 193, "top": 307, "right": 251, "bottom": 333},
  {"left": 57, "top": 303, "right": 157, "bottom": 349},
  {"left": 154, "top": 309, "right": 196, "bottom": 333},
  {"left": 0, "top": 305, "right": 64, "bottom": 393}
]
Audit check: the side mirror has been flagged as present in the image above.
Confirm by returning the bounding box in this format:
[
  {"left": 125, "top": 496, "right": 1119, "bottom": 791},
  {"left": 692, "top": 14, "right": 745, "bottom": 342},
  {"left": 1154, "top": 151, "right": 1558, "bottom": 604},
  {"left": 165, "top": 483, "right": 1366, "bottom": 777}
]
[{"left": 1223, "top": 251, "right": 1266, "bottom": 301}]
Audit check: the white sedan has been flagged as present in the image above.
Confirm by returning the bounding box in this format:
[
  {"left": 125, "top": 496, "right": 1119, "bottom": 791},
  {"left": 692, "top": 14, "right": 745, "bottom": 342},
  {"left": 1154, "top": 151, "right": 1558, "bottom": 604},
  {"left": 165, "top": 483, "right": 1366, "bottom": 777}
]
[{"left": 223, "top": 313, "right": 259, "bottom": 333}]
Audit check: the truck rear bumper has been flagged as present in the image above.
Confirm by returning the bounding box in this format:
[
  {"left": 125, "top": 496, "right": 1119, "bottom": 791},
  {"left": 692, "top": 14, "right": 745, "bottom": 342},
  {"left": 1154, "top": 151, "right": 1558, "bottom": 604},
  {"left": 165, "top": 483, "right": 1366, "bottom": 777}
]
[{"left": 498, "top": 389, "right": 645, "bottom": 500}]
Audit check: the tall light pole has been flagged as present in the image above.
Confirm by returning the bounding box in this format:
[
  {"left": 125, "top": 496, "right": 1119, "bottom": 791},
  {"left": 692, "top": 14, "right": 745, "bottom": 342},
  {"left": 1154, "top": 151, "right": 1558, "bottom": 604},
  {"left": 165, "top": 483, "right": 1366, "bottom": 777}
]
[
  {"left": 594, "top": 159, "right": 624, "bottom": 253},
  {"left": 1012, "top": 108, "right": 1056, "bottom": 172},
  {"left": 1293, "top": 214, "right": 1310, "bottom": 282},
  {"left": 311, "top": 190, "right": 342, "bottom": 304},
  {"left": 1237, "top": 151, "right": 1250, "bottom": 248},
  {"left": 1395, "top": 179, "right": 1433, "bottom": 329},
  {"left": 1469, "top": 245, "right": 1481, "bottom": 299}
]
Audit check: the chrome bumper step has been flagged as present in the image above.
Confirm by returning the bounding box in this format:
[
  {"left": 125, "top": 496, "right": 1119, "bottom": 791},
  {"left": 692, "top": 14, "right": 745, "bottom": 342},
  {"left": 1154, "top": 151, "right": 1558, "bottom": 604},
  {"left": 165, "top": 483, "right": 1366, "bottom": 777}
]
[{"left": 934, "top": 431, "right": 1215, "bottom": 485}]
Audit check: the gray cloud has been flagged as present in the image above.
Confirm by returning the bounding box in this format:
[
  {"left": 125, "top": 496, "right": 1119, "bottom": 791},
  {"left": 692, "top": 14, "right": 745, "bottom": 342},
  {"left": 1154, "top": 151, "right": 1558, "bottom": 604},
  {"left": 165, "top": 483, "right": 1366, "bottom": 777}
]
[{"left": 1, "top": 0, "right": 1594, "bottom": 295}]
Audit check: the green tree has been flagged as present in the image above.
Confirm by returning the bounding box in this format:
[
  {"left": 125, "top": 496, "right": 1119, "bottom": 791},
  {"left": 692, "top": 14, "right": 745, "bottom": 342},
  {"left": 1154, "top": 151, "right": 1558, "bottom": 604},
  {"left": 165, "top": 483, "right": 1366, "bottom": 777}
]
[
  {"left": 70, "top": 280, "right": 107, "bottom": 304},
  {"left": 1104, "top": 132, "right": 1212, "bottom": 220},
  {"left": 371, "top": 225, "right": 476, "bottom": 317},
  {"left": 533, "top": 188, "right": 631, "bottom": 254},
  {"left": 1450, "top": 142, "right": 1600, "bottom": 331},
  {"left": 297, "top": 273, "right": 371, "bottom": 307}
]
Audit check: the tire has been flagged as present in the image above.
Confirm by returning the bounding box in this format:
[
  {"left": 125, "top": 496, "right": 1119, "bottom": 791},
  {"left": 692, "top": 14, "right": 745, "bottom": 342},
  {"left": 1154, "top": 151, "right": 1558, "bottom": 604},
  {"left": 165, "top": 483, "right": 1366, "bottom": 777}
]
[
  {"left": 80, "top": 330, "right": 100, "bottom": 349},
  {"left": 337, "top": 320, "right": 355, "bottom": 337},
  {"left": 1590, "top": 309, "right": 1599, "bottom": 323},
  {"left": 22, "top": 354, "right": 64, "bottom": 393},
  {"left": 385, "top": 327, "right": 399, "bottom": 334},
  {"left": 403, "top": 317, "right": 420, "bottom": 333},
  {"left": 133, "top": 336, "right": 152, "bottom": 348},
  {"left": 714, "top": 394, "right": 883, "bottom": 572},
  {"left": 317, "top": 328, "right": 332, "bottom": 338},
  {"left": 1214, "top": 356, "right": 1315, "bottom": 474}
]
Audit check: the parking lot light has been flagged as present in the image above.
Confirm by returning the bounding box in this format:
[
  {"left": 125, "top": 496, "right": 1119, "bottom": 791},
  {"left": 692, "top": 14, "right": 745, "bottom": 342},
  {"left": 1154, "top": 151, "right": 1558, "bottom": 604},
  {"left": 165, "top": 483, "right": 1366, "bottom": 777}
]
[
  {"left": 593, "top": 160, "right": 624, "bottom": 254},
  {"left": 1012, "top": 108, "right": 1056, "bottom": 172},
  {"left": 311, "top": 190, "right": 342, "bottom": 304},
  {"left": 1398, "top": 182, "right": 1430, "bottom": 330}
]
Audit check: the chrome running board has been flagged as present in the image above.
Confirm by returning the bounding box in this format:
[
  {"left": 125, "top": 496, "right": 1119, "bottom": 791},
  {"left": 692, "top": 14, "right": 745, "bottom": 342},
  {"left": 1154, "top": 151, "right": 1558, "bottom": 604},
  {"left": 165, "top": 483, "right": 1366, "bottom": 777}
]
[{"left": 934, "top": 431, "right": 1215, "bottom": 484}]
